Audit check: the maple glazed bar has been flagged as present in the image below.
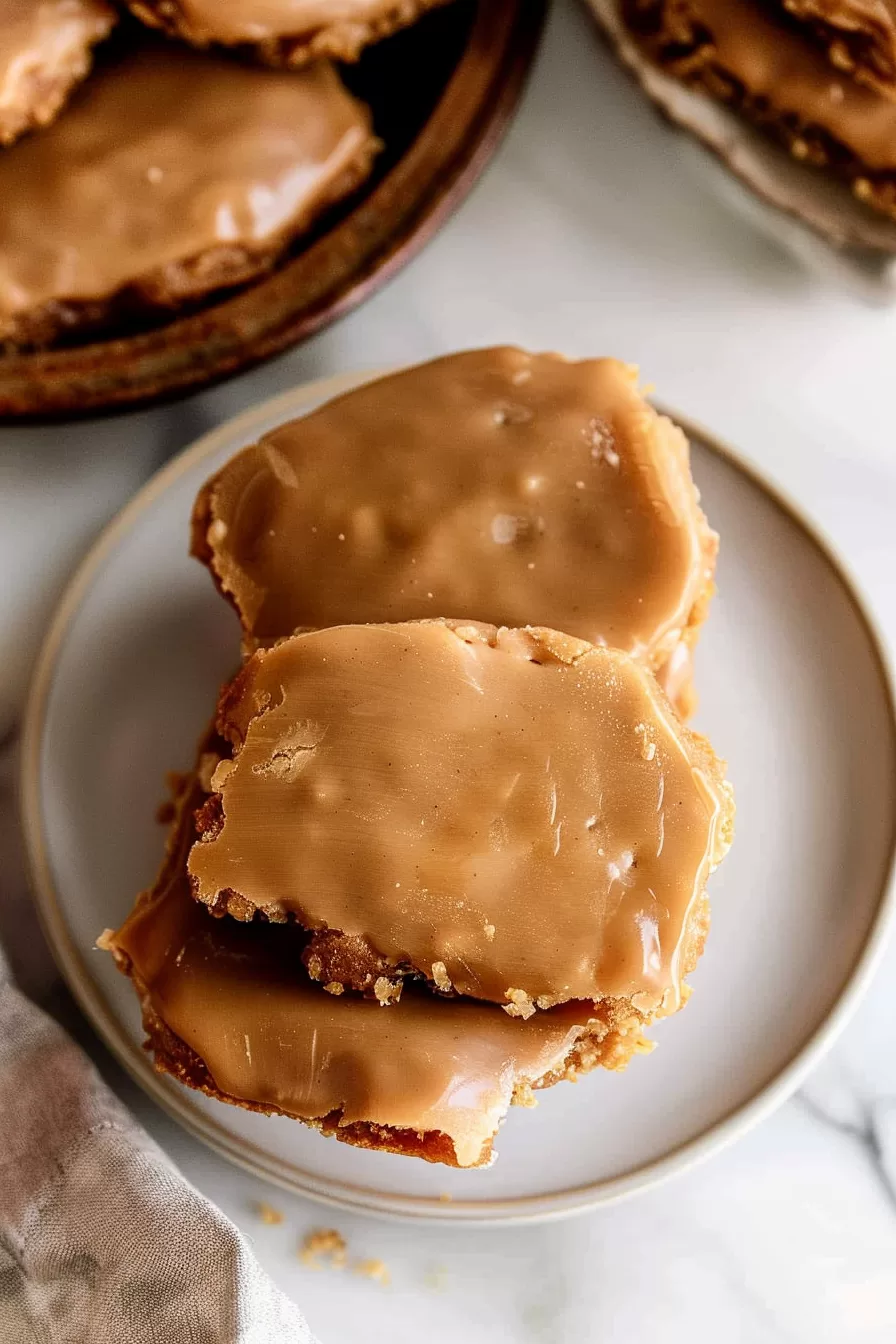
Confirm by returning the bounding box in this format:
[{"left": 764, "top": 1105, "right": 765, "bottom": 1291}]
[
  {"left": 0, "top": 0, "right": 114, "bottom": 146},
  {"left": 188, "top": 620, "right": 734, "bottom": 1015},
  {"left": 105, "top": 772, "right": 661, "bottom": 1169},
  {"left": 126, "top": 0, "right": 453, "bottom": 65},
  {"left": 192, "top": 348, "right": 718, "bottom": 715},
  {"left": 0, "top": 44, "right": 378, "bottom": 348},
  {"left": 624, "top": 0, "right": 896, "bottom": 221}
]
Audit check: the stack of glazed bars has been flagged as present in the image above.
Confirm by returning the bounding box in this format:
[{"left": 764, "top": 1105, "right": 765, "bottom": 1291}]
[{"left": 103, "top": 348, "right": 735, "bottom": 1169}]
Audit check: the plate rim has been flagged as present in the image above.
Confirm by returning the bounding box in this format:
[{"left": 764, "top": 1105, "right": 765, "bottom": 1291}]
[{"left": 19, "top": 370, "right": 896, "bottom": 1225}]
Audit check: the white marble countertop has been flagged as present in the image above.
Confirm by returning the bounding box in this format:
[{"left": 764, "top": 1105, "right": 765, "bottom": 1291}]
[{"left": 2, "top": 1, "right": 896, "bottom": 1338}]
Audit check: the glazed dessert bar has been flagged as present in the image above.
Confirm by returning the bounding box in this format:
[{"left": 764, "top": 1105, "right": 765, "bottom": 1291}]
[
  {"left": 0, "top": 44, "right": 378, "bottom": 348},
  {"left": 193, "top": 348, "right": 717, "bottom": 715},
  {"left": 188, "top": 619, "right": 733, "bottom": 1014},
  {"left": 106, "top": 770, "right": 657, "bottom": 1169}
]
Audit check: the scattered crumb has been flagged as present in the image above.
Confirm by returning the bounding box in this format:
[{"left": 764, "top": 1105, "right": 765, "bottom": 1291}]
[
  {"left": 512, "top": 1079, "right": 538, "bottom": 1108},
  {"left": 353, "top": 1257, "right": 390, "bottom": 1286},
  {"left": 438, "top": 1192, "right": 453, "bottom": 1203},
  {"left": 324, "top": 981, "right": 344, "bottom": 996},
  {"left": 252, "top": 1200, "right": 284, "bottom": 1226},
  {"left": 374, "top": 976, "right": 402, "bottom": 1005},
  {"left": 503, "top": 988, "right": 536, "bottom": 1020},
  {"left": 431, "top": 961, "right": 452, "bottom": 993},
  {"left": 306, "top": 954, "right": 323, "bottom": 981},
  {"left": 299, "top": 1229, "right": 391, "bottom": 1286},
  {"left": 535, "top": 993, "right": 561, "bottom": 1010},
  {"left": 299, "top": 1228, "right": 347, "bottom": 1269},
  {"left": 424, "top": 1264, "right": 449, "bottom": 1292},
  {"left": 484, "top": 922, "right": 496, "bottom": 941},
  {"left": 523, "top": 1302, "right": 554, "bottom": 1332}
]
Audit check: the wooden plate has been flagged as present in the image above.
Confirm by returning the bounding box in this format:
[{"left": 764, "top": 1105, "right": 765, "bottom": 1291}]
[{"left": 0, "top": 1, "right": 546, "bottom": 421}]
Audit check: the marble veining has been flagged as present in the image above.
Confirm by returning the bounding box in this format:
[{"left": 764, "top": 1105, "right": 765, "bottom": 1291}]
[{"left": 797, "top": 1083, "right": 896, "bottom": 1213}]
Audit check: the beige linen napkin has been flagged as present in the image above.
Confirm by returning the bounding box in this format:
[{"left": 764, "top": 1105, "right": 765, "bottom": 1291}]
[{"left": 0, "top": 947, "right": 317, "bottom": 1344}]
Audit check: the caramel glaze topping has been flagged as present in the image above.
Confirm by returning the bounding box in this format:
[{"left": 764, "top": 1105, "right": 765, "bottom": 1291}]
[
  {"left": 192, "top": 349, "right": 716, "bottom": 676},
  {"left": 188, "top": 620, "right": 733, "bottom": 1012},
  {"left": 665, "top": 0, "right": 896, "bottom": 170},
  {"left": 164, "top": 0, "right": 410, "bottom": 43},
  {"left": 0, "top": 44, "right": 374, "bottom": 321},
  {"left": 112, "top": 779, "right": 592, "bottom": 1169}
]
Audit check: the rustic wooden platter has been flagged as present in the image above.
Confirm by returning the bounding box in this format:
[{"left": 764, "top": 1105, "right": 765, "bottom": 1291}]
[{"left": 0, "top": 0, "right": 547, "bottom": 420}]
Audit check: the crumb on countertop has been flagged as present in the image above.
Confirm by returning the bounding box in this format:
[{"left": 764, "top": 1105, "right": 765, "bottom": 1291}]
[
  {"left": 353, "top": 1257, "right": 390, "bottom": 1285},
  {"left": 252, "top": 1200, "right": 284, "bottom": 1226},
  {"left": 299, "top": 1229, "right": 390, "bottom": 1285},
  {"left": 299, "top": 1227, "right": 347, "bottom": 1269},
  {"left": 424, "top": 1264, "right": 449, "bottom": 1292}
]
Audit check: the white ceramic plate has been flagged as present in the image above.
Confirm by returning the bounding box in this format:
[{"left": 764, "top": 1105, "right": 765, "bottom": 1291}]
[{"left": 21, "top": 372, "right": 896, "bottom": 1224}]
